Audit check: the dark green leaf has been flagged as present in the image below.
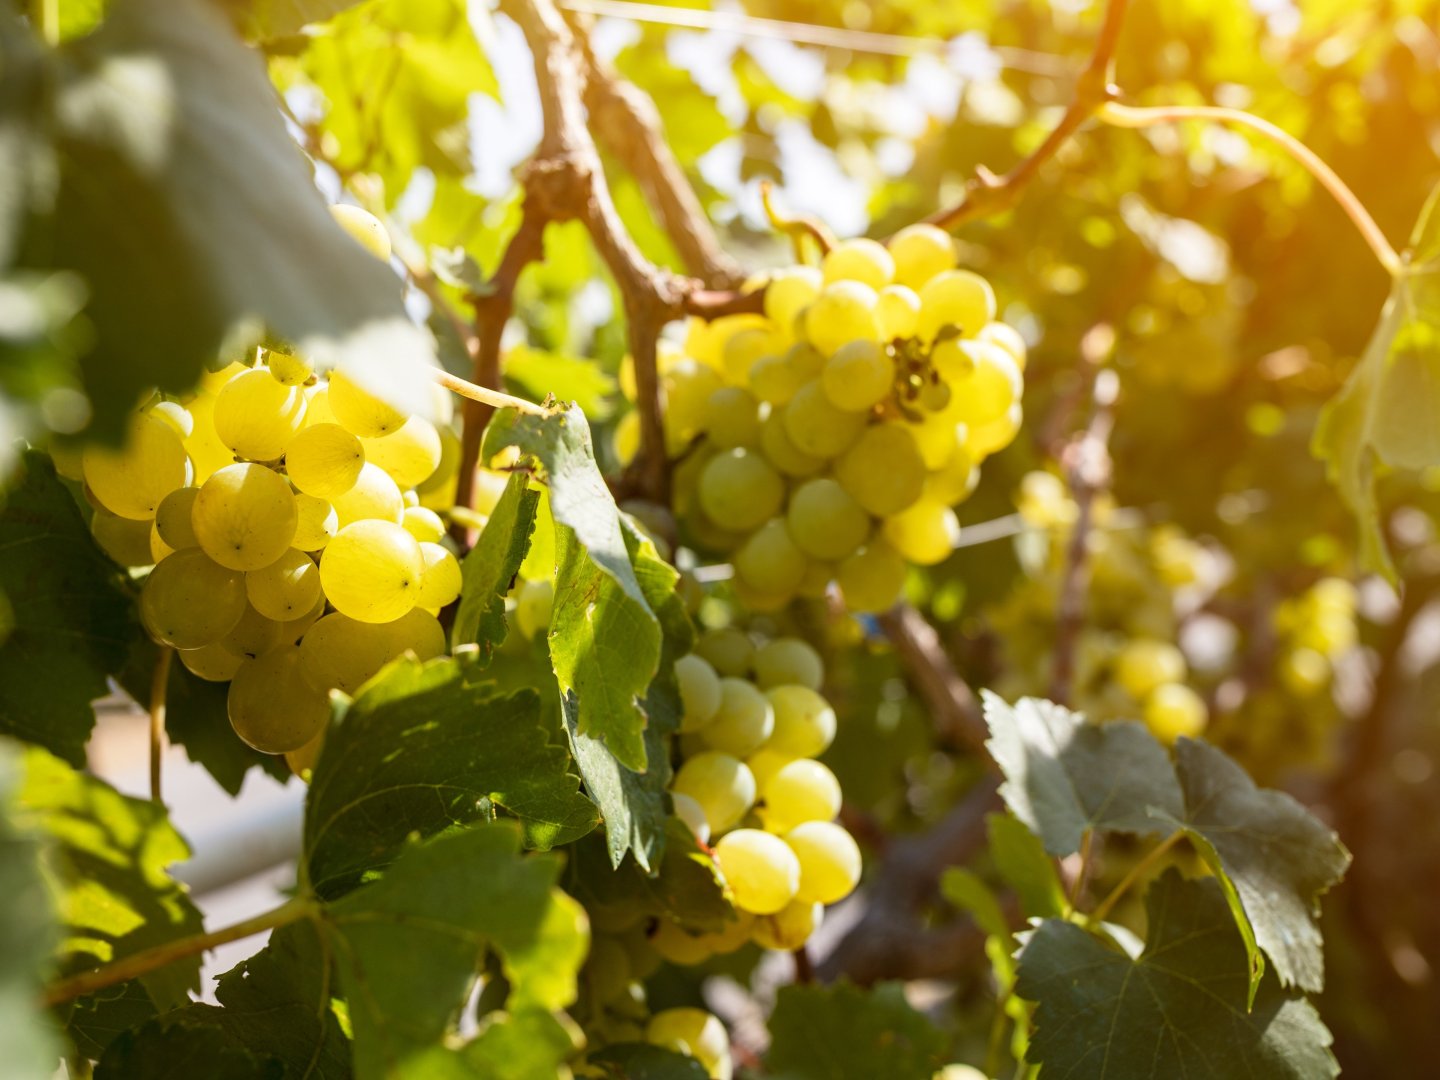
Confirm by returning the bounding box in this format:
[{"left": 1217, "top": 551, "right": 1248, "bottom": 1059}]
[
  {"left": 765, "top": 982, "right": 946, "bottom": 1080},
  {"left": 1015, "top": 871, "right": 1338, "bottom": 1079},
  {"left": 453, "top": 472, "right": 539, "bottom": 659},
  {"left": 65, "top": 980, "right": 160, "bottom": 1061},
  {"left": 95, "top": 1014, "right": 284, "bottom": 1080},
  {"left": 0, "top": 452, "right": 133, "bottom": 764},
  {"left": 566, "top": 821, "right": 730, "bottom": 935},
  {"left": 304, "top": 657, "right": 596, "bottom": 898},
  {"left": 589, "top": 1043, "right": 709, "bottom": 1080},
  {"left": 986, "top": 812, "right": 1066, "bottom": 919},
  {"left": 446, "top": 1009, "right": 579, "bottom": 1079},
  {"left": 940, "top": 868, "right": 1014, "bottom": 988}
]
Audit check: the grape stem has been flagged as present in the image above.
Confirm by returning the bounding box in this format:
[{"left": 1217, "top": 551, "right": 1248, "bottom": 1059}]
[
  {"left": 760, "top": 179, "right": 836, "bottom": 261},
  {"left": 149, "top": 647, "right": 172, "bottom": 804},
  {"left": 1088, "top": 829, "right": 1185, "bottom": 925},
  {"left": 42, "top": 895, "right": 316, "bottom": 1007},
  {"left": 1098, "top": 102, "right": 1401, "bottom": 275},
  {"left": 430, "top": 368, "right": 551, "bottom": 417}
]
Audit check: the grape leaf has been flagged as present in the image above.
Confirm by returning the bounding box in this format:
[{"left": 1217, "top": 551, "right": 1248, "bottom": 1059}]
[
  {"left": 565, "top": 821, "right": 731, "bottom": 935},
  {"left": 1161, "top": 739, "right": 1350, "bottom": 997},
  {"left": 217, "top": 0, "right": 367, "bottom": 39},
  {"left": 323, "top": 822, "right": 587, "bottom": 1080},
  {"left": 405, "top": 1009, "right": 580, "bottom": 1080},
  {"left": 0, "top": 452, "right": 133, "bottom": 765},
  {"left": 986, "top": 811, "right": 1066, "bottom": 919},
  {"left": 588, "top": 1043, "right": 710, "bottom": 1080},
  {"left": 941, "top": 868, "right": 1015, "bottom": 989},
  {"left": 983, "top": 693, "right": 1184, "bottom": 856},
  {"left": 503, "top": 344, "right": 617, "bottom": 419},
  {"left": 65, "top": 980, "right": 161, "bottom": 1061},
  {"left": 304, "top": 657, "right": 597, "bottom": 898},
  {"left": 15, "top": 745, "right": 203, "bottom": 1010},
  {"left": 1015, "top": 871, "right": 1338, "bottom": 1079},
  {"left": 452, "top": 471, "right": 539, "bottom": 660},
  {"left": 95, "top": 1014, "right": 284, "bottom": 1080},
  {"left": 1314, "top": 180, "right": 1440, "bottom": 581},
  {"left": 765, "top": 982, "right": 947, "bottom": 1080}
]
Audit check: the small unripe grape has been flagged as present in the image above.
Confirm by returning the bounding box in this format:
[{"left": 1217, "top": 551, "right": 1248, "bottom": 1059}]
[
  {"left": 876, "top": 284, "right": 920, "bottom": 340},
  {"left": 734, "top": 519, "right": 808, "bottom": 596},
  {"left": 671, "top": 791, "right": 711, "bottom": 844},
  {"left": 762, "top": 759, "right": 841, "bottom": 833},
  {"left": 415, "top": 542, "right": 462, "bottom": 609},
  {"left": 822, "top": 340, "right": 895, "bottom": 412},
  {"left": 753, "top": 638, "right": 823, "bottom": 692},
  {"left": 672, "top": 751, "right": 756, "bottom": 833},
  {"left": 228, "top": 645, "right": 331, "bottom": 754},
  {"left": 292, "top": 493, "right": 338, "bottom": 551},
  {"left": 1144, "top": 683, "right": 1207, "bottom": 744},
  {"left": 759, "top": 412, "right": 824, "bottom": 478},
  {"left": 361, "top": 416, "right": 443, "bottom": 488},
  {"left": 213, "top": 367, "right": 307, "bottom": 461},
  {"left": 515, "top": 577, "right": 554, "bottom": 639},
  {"left": 753, "top": 899, "right": 823, "bottom": 952},
  {"left": 140, "top": 549, "right": 246, "bottom": 649},
  {"left": 695, "top": 627, "right": 754, "bottom": 677},
  {"left": 285, "top": 423, "right": 364, "bottom": 499},
  {"left": 787, "top": 478, "right": 871, "bottom": 562},
  {"left": 785, "top": 820, "right": 861, "bottom": 904},
  {"left": 331, "top": 461, "right": 404, "bottom": 527},
  {"left": 83, "top": 413, "right": 190, "bottom": 520},
  {"left": 285, "top": 727, "right": 326, "bottom": 782},
  {"left": 330, "top": 204, "right": 392, "bottom": 261},
  {"left": 697, "top": 449, "right": 783, "bottom": 531},
  {"left": 1115, "top": 639, "right": 1187, "bottom": 700},
  {"left": 805, "top": 281, "right": 882, "bottom": 356},
  {"left": 822, "top": 237, "right": 894, "bottom": 290},
  {"left": 321, "top": 519, "right": 422, "bottom": 623},
  {"left": 154, "top": 487, "right": 200, "bottom": 550},
  {"left": 765, "top": 685, "right": 836, "bottom": 756},
  {"left": 838, "top": 540, "right": 907, "bottom": 613},
  {"left": 192, "top": 463, "right": 298, "bottom": 571},
  {"left": 889, "top": 223, "right": 957, "bottom": 289},
  {"left": 883, "top": 498, "right": 959, "bottom": 565},
  {"left": 836, "top": 422, "right": 925, "bottom": 517},
  {"left": 178, "top": 642, "right": 244, "bottom": 683},
  {"left": 714, "top": 828, "right": 800, "bottom": 914},
  {"left": 702, "top": 678, "right": 775, "bottom": 757},
  {"left": 327, "top": 369, "right": 406, "bottom": 439},
  {"left": 675, "top": 653, "right": 723, "bottom": 732},
  {"left": 703, "top": 387, "right": 763, "bottom": 450}
]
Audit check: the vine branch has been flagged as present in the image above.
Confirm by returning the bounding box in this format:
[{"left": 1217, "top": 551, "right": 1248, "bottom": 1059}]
[
  {"left": 149, "top": 647, "right": 172, "bottom": 804},
  {"left": 878, "top": 603, "right": 988, "bottom": 755}
]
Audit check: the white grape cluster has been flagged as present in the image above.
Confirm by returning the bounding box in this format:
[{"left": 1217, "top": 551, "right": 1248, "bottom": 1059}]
[
  {"left": 619, "top": 225, "right": 1026, "bottom": 614},
  {"left": 56, "top": 208, "right": 467, "bottom": 770}
]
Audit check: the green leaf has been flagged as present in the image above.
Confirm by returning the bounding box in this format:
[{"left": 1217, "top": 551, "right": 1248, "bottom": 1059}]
[
  {"left": 304, "top": 657, "right": 596, "bottom": 898},
  {"left": 588, "top": 1043, "right": 710, "bottom": 1080},
  {"left": 566, "top": 820, "right": 731, "bottom": 935},
  {"left": 442, "top": 1009, "right": 579, "bottom": 1080},
  {"left": 1314, "top": 180, "right": 1440, "bottom": 581},
  {"left": 940, "top": 868, "right": 1015, "bottom": 989},
  {"left": 986, "top": 812, "right": 1066, "bottom": 919},
  {"left": 765, "top": 982, "right": 947, "bottom": 1080},
  {"left": 1163, "top": 739, "right": 1350, "bottom": 996},
  {"left": 95, "top": 1014, "right": 284, "bottom": 1080},
  {"left": 1015, "top": 871, "right": 1338, "bottom": 1079},
  {"left": 0, "top": 742, "right": 60, "bottom": 1080},
  {"left": 0, "top": 452, "right": 133, "bottom": 764},
  {"left": 65, "top": 980, "right": 162, "bottom": 1061},
  {"left": 323, "top": 822, "right": 587, "bottom": 1080},
  {"left": 503, "top": 344, "right": 616, "bottom": 419},
  {"left": 983, "top": 693, "right": 1184, "bottom": 856},
  {"left": 15, "top": 745, "right": 203, "bottom": 1010},
  {"left": 453, "top": 472, "right": 539, "bottom": 659},
  {"left": 218, "top": 0, "right": 367, "bottom": 39}
]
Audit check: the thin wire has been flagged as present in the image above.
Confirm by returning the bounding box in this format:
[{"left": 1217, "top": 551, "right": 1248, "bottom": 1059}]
[{"left": 557, "top": 0, "right": 1076, "bottom": 75}]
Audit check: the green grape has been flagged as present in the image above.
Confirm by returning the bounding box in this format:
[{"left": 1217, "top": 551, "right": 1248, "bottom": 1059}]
[
  {"left": 83, "top": 413, "right": 190, "bottom": 520},
  {"left": 745, "top": 746, "right": 798, "bottom": 793},
  {"left": 916, "top": 269, "right": 996, "bottom": 343},
  {"left": 245, "top": 548, "right": 322, "bottom": 622},
  {"left": 764, "top": 685, "right": 836, "bottom": 757},
  {"left": 785, "top": 820, "right": 861, "bottom": 904},
  {"left": 285, "top": 423, "right": 364, "bottom": 499},
  {"left": 361, "top": 415, "right": 442, "bottom": 488},
  {"left": 941, "top": 340, "right": 1022, "bottom": 427},
  {"left": 330, "top": 461, "right": 404, "bottom": 527},
  {"left": 140, "top": 549, "right": 246, "bottom": 649},
  {"left": 697, "top": 449, "right": 784, "bottom": 531},
  {"left": 759, "top": 412, "right": 824, "bottom": 478},
  {"left": 416, "top": 426, "right": 460, "bottom": 498},
  {"left": 91, "top": 511, "right": 155, "bottom": 567},
  {"left": 221, "top": 602, "right": 288, "bottom": 659},
  {"left": 401, "top": 506, "right": 446, "bottom": 544},
  {"left": 876, "top": 284, "right": 920, "bottom": 340},
  {"left": 266, "top": 351, "right": 314, "bottom": 386},
  {"left": 1144, "top": 683, "right": 1207, "bottom": 744},
  {"left": 749, "top": 351, "right": 806, "bottom": 406},
  {"left": 911, "top": 413, "right": 963, "bottom": 469},
  {"left": 696, "top": 910, "right": 757, "bottom": 956},
  {"left": 672, "top": 751, "right": 756, "bottom": 833},
  {"left": 882, "top": 497, "right": 959, "bottom": 565},
  {"left": 731, "top": 578, "right": 792, "bottom": 614},
  {"left": 183, "top": 394, "right": 238, "bottom": 484},
  {"left": 327, "top": 369, "right": 406, "bottom": 439},
  {"left": 675, "top": 653, "right": 723, "bottom": 733},
  {"left": 762, "top": 759, "right": 841, "bottom": 834},
  {"left": 147, "top": 400, "right": 194, "bottom": 438},
  {"left": 713, "top": 828, "right": 800, "bottom": 914},
  {"left": 753, "top": 638, "right": 823, "bottom": 692},
  {"left": 782, "top": 380, "right": 866, "bottom": 459},
  {"left": 228, "top": 645, "right": 331, "bottom": 754},
  {"left": 752, "top": 898, "right": 823, "bottom": 952},
  {"left": 837, "top": 540, "right": 907, "bottom": 613},
  {"left": 822, "top": 340, "right": 895, "bottom": 411},
  {"left": 701, "top": 677, "right": 775, "bottom": 757},
  {"left": 49, "top": 440, "right": 86, "bottom": 481},
  {"left": 804, "top": 281, "right": 882, "bottom": 356},
  {"left": 285, "top": 728, "right": 326, "bottom": 781},
  {"left": 796, "top": 559, "right": 835, "bottom": 599},
  {"left": 663, "top": 360, "right": 726, "bottom": 447},
  {"left": 415, "top": 541, "right": 462, "bottom": 608},
  {"left": 763, "top": 266, "right": 822, "bottom": 332},
  {"left": 299, "top": 612, "right": 396, "bottom": 693},
  {"left": 584, "top": 936, "right": 633, "bottom": 1004},
  {"left": 671, "top": 790, "right": 711, "bottom": 844},
  {"left": 888, "top": 223, "right": 957, "bottom": 290},
  {"left": 925, "top": 449, "right": 979, "bottom": 507},
  {"left": 822, "top": 237, "right": 894, "bottom": 290},
  {"left": 321, "top": 519, "right": 422, "bottom": 623},
  {"left": 646, "top": 1008, "right": 732, "bottom": 1080},
  {"left": 178, "top": 642, "right": 244, "bottom": 683},
  {"left": 649, "top": 919, "right": 716, "bottom": 966},
  {"left": 331, "top": 203, "right": 392, "bottom": 261},
  {"left": 704, "top": 386, "right": 763, "bottom": 450},
  {"left": 213, "top": 367, "right": 308, "bottom": 461},
  {"left": 978, "top": 320, "right": 1028, "bottom": 371},
  {"left": 149, "top": 526, "right": 174, "bottom": 565},
  {"left": 515, "top": 577, "right": 554, "bottom": 639},
  {"left": 695, "top": 627, "right": 754, "bottom": 677},
  {"left": 733, "top": 519, "right": 808, "bottom": 596},
  {"left": 292, "top": 493, "right": 338, "bottom": 551},
  {"left": 1115, "top": 638, "right": 1187, "bottom": 700},
  {"left": 193, "top": 463, "right": 298, "bottom": 571},
  {"left": 721, "top": 325, "right": 783, "bottom": 385},
  {"left": 786, "top": 478, "right": 871, "bottom": 562},
  {"left": 154, "top": 487, "right": 200, "bottom": 550},
  {"left": 281, "top": 592, "right": 326, "bottom": 643},
  {"left": 382, "top": 607, "right": 447, "bottom": 662},
  {"left": 835, "top": 422, "right": 925, "bottom": 516}
]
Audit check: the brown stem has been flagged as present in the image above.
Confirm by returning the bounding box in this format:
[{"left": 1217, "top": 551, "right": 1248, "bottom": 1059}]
[
  {"left": 1088, "top": 830, "right": 1184, "bottom": 924},
  {"left": 149, "top": 647, "right": 172, "bottom": 804},
  {"left": 877, "top": 603, "right": 989, "bottom": 756}
]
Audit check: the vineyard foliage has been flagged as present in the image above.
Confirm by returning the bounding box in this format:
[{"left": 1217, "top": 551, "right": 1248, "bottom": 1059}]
[{"left": 2, "top": 0, "right": 1439, "bottom": 1077}]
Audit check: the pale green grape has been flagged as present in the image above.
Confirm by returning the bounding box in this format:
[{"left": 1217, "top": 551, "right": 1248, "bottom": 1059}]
[
  {"left": 646, "top": 1008, "right": 732, "bottom": 1080},
  {"left": 837, "top": 540, "right": 907, "bottom": 613},
  {"left": 91, "top": 511, "right": 155, "bottom": 567},
  {"left": 672, "top": 751, "right": 756, "bottom": 833},
  {"left": 925, "top": 450, "right": 979, "bottom": 507},
  {"left": 889, "top": 223, "right": 957, "bottom": 290},
  {"left": 942, "top": 340, "right": 1022, "bottom": 427},
  {"left": 663, "top": 360, "right": 726, "bottom": 447},
  {"left": 786, "top": 478, "right": 870, "bottom": 562},
  {"left": 804, "top": 281, "right": 882, "bottom": 356},
  {"left": 745, "top": 746, "right": 798, "bottom": 792},
  {"left": 281, "top": 592, "right": 326, "bottom": 643},
  {"left": 822, "top": 340, "right": 895, "bottom": 412},
  {"left": 650, "top": 919, "right": 716, "bottom": 966},
  {"left": 763, "top": 266, "right": 822, "bottom": 333},
  {"left": 178, "top": 642, "right": 244, "bottom": 683},
  {"left": 193, "top": 463, "right": 298, "bottom": 571},
  {"left": 213, "top": 367, "right": 307, "bottom": 461},
  {"left": 516, "top": 577, "right": 554, "bottom": 639},
  {"left": 749, "top": 351, "right": 806, "bottom": 406},
  {"left": 266, "top": 351, "right": 314, "bottom": 386},
  {"left": 752, "top": 899, "right": 823, "bottom": 952},
  {"left": 733, "top": 519, "right": 807, "bottom": 596},
  {"left": 285, "top": 728, "right": 326, "bottom": 781},
  {"left": 401, "top": 506, "right": 446, "bottom": 544},
  {"left": 228, "top": 645, "right": 331, "bottom": 754},
  {"left": 299, "top": 612, "right": 397, "bottom": 693},
  {"left": 719, "top": 325, "right": 782, "bottom": 386},
  {"left": 321, "top": 519, "right": 422, "bottom": 623},
  {"left": 695, "top": 627, "right": 754, "bottom": 677},
  {"left": 416, "top": 427, "right": 460, "bottom": 500},
  {"left": 285, "top": 423, "right": 364, "bottom": 499},
  {"left": 822, "top": 237, "right": 894, "bottom": 290},
  {"left": 753, "top": 638, "right": 823, "bottom": 692},
  {"left": 835, "top": 422, "right": 925, "bottom": 516},
  {"left": 714, "top": 828, "right": 800, "bottom": 914},
  {"left": 140, "top": 549, "right": 246, "bottom": 649},
  {"left": 671, "top": 790, "right": 711, "bottom": 844},
  {"left": 782, "top": 381, "right": 866, "bottom": 460},
  {"left": 221, "top": 602, "right": 288, "bottom": 659},
  {"left": 154, "top": 487, "right": 200, "bottom": 550},
  {"left": 292, "top": 493, "right": 338, "bottom": 551},
  {"left": 147, "top": 400, "right": 194, "bottom": 438},
  {"left": 331, "top": 203, "right": 392, "bottom": 261},
  {"left": 245, "top": 548, "right": 322, "bottom": 621},
  {"left": 759, "top": 412, "right": 824, "bottom": 478},
  {"left": 331, "top": 461, "right": 404, "bottom": 527},
  {"left": 797, "top": 559, "right": 834, "bottom": 599},
  {"left": 415, "top": 541, "right": 461, "bottom": 609},
  {"left": 731, "top": 578, "right": 792, "bottom": 615},
  {"left": 327, "top": 369, "right": 406, "bottom": 438},
  {"left": 978, "top": 320, "right": 1028, "bottom": 371},
  {"left": 697, "top": 449, "right": 783, "bottom": 531},
  {"left": 83, "top": 413, "right": 190, "bottom": 520},
  {"left": 764, "top": 685, "right": 836, "bottom": 757},
  {"left": 762, "top": 759, "right": 841, "bottom": 833},
  {"left": 1115, "top": 639, "right": 1187, "bottom": 700},
  {"left": 1144, "top": 683, "right": 1207, "bottom": 744},
  {"left": 382, "top": 607, "right": 447, "bottom": 662},
  {"left": 361, "top": 415, "right": 442, "bottom": 488},
  {"left": 876, "top": 284, "right": 920, "bottom": 340},
  {"left": 916, "top": 269, "right": 996, "bottom": 343},
  {"left": 675, "top": 653, "right": 723, "bottom": 733},
  {"left": 703, "top": 386, "right": 763, "bottom": 450},
  {"left": 882, "top": 498, "right": 959, "bottom": 566},
  {"left": 785, "top": 820, "right": 861, "bottom": 904},
  {"left": 701, "top": 677, "right": 775, "bottom": 757}
]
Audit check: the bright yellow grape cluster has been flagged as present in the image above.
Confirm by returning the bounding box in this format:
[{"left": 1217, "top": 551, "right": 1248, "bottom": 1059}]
[
  {"left": 59, "top": 207, "right": 467, "bottom": 769},
  {"left": 617, "top": 226, "right": 1026, "bottom": 614}
]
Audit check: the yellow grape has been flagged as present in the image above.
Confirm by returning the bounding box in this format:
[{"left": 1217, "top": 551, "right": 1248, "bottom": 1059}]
[
  {"left": 672, "top": 751, "right": 756, "bottom": 833},
  {"left": 149, "top": 526, "right": 174, "bottom": 565},
  {"left": 785, "top": 820, "right": 861, "bottom": 904},
  {"left": 721, "top": 326, "right": 783, "bottom": 385},
  {"left": 1115, "top": 639, "right": 1188, "bottom": 700},
  {"left": 650, "top": 919, "right": 716, "bottom": 966},
  {"left": 977, "top": 321, "right": 1028, "bottom": 372},
  {"left": 763, "top": 266, "right": 822, "bottom": 337},
  {"left": 154, "top": 487, "right": 200, "bottom": 549},
  {"left": 822, "top": 237, "right": 894, "bottom": 290},
  {"left": 1280, "top": 647, "right": 1330, "bottom": 697},
  {"left": 694, "top": 627, "right": 753, "bottom": 677},
  {"left": 713, "top": 828, "right": 800, "bottom": 914},
  {"left": 401, "top": 506, "right": 446, "bottom": 544},
  {"left": 663, "top": 360, "right": 726, "bottom": 447},
  {"left": 147, "top": 400, "right": 194, "bottom": 439},
  {"left": 292, "top": 493, "right": 338, "bottom": 551},
  {"left": 228, "top": 645, "right": 331, "bottom": 754},
  {"left": 612, "top": 410, "right": 641, "bottom": 465},
  {"left": 888, "top": 223, "right": 957, "bottom": 290},
  {"left": 759, "top": 412, "right": 824, "bottom": 479},
  {"left": 1144, "top": 683, "right": 1207, "bottom": 744},
  {"left": 764, "top": 685, "right": 836, "bottom": 757},
  {"left": 876, "top": 284, "right": 920, "bottom": 340},
  {"left": 753, "top": 899, "right": 823, "bottom": 952},
  {"left": 245, "top": 548, "right": 322, "bottom": 621},
  {"left": 49, "top": 440, "right": 86, "bottom": 481},
  {"left": 330, "top": 204, "right": 392, "bottom": 261},
  {"left": 911, "top": 413, "right": 963, "bottom": 469},
  {"left": 515, "top": 578, "right": 554, "bottom": 639},
  {"left": 837, "top": 540, "right": 907, "bottom": 613},
  {"left": 83, "top": 413, "right": 191, "bottom": 520},
  {"left": 645, "top": 1008, "right": 732, "bottom": 1080},
  {"left": 221, "top": 603, "right": 289, "bottom": 659},
  {"left": 327, "top": 369, "right": 406, "bottom": 439},
  {"left": 285, "top": 423, "right": 364, "bottom": 499},
  {"left": 786, "top": 478, "right": 870, "bottom": 562},
  {"left": 804, "top": 280, "right": 882, "bottom": 357},
  {"left": 331, "top": 461, "right": 404, "bottom": 527},
  {"left": 835, "top": 422, "right": 925, "bottom": 517},
  {"left": 701, "top": 677, "right": 775, "bottom": 757},
  {"left": 753, "top": 638, "right": 823, "bottom": 692},
  {"left": 299, "top": 612, "right": 396, "bottom": 693},
  {"left": 703, "top": 387, "right": 763, "bottom": 450},
  {"left": 748, "top": 351, "right": 805, "bottom": 407},
  {"left": 383, "top": 607, "right": 447, "bottom": 662},
  {"left": 733, "top": 519, "right": 808, "bottom": 596},
  {"left": 882, "top": 498, "right": 959, "bottom": 566},
  {"left": 140, "top": 549, "right": 246, "bottom": 649},
  {"left": 193, "top": 462, "right": 298, "bottom": 571},
  {"left": 746, "top": 746, "right": 797, "bottom": 792},
  {"left": 925, "top": 449, "right": 980, "bottom": 507},
  {"left": 361, "top": 416, "right": 442, "bottom": 488},
  {"left": 415, "top": 542, "right": 462, "bottom": 609},
  {"left": 917, "top": 269, "right": 996, "bottom": 343},
  {"left": 321, "top": 519, "right": 422, "bottom": 623},
  {"left": 965, "top": 402, "right": 1021, "bottom": 459},
  {"left": 305, "top": 384, "right": 337, "bottom": 426},
  {"left": 266, "top": 351, "right": 314, "bottom": 386},
  {"left": 697, "top": 449, "right": 783, "bottom": 532},
  {"left": 213, "top": 367, "right": 307, "bottom": 461},
  {"left": 675, "top": 653, "right": 723, "bottom": 733},
  {"left": 941, "top": 340, "right": 1022, "bottom": 427},
  {"left": 91, "top": 511, "right": 155, "bottom": 567},
  {"left": 822, "top": 340, "right": 894, "bottom": 412},
  {"left": 178, "top": 642, "right": 244, "bottom": 683},
  {"left": 762, "top": 759, "right": 841, "bottom": 833},
  {"left": 183, "top": 394, "right": 238, "bottom": 484},
  {"left": 782, "top": 380, "right": 866, "bottom": 460}
]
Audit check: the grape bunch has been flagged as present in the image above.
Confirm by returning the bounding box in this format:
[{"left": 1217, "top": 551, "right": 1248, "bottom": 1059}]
[
  {"left": 618, "top": 226, "right": 1026, "bottom": 614},
  {"left": 55, "top": 207, "right": 468, "bottom": 770}
]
